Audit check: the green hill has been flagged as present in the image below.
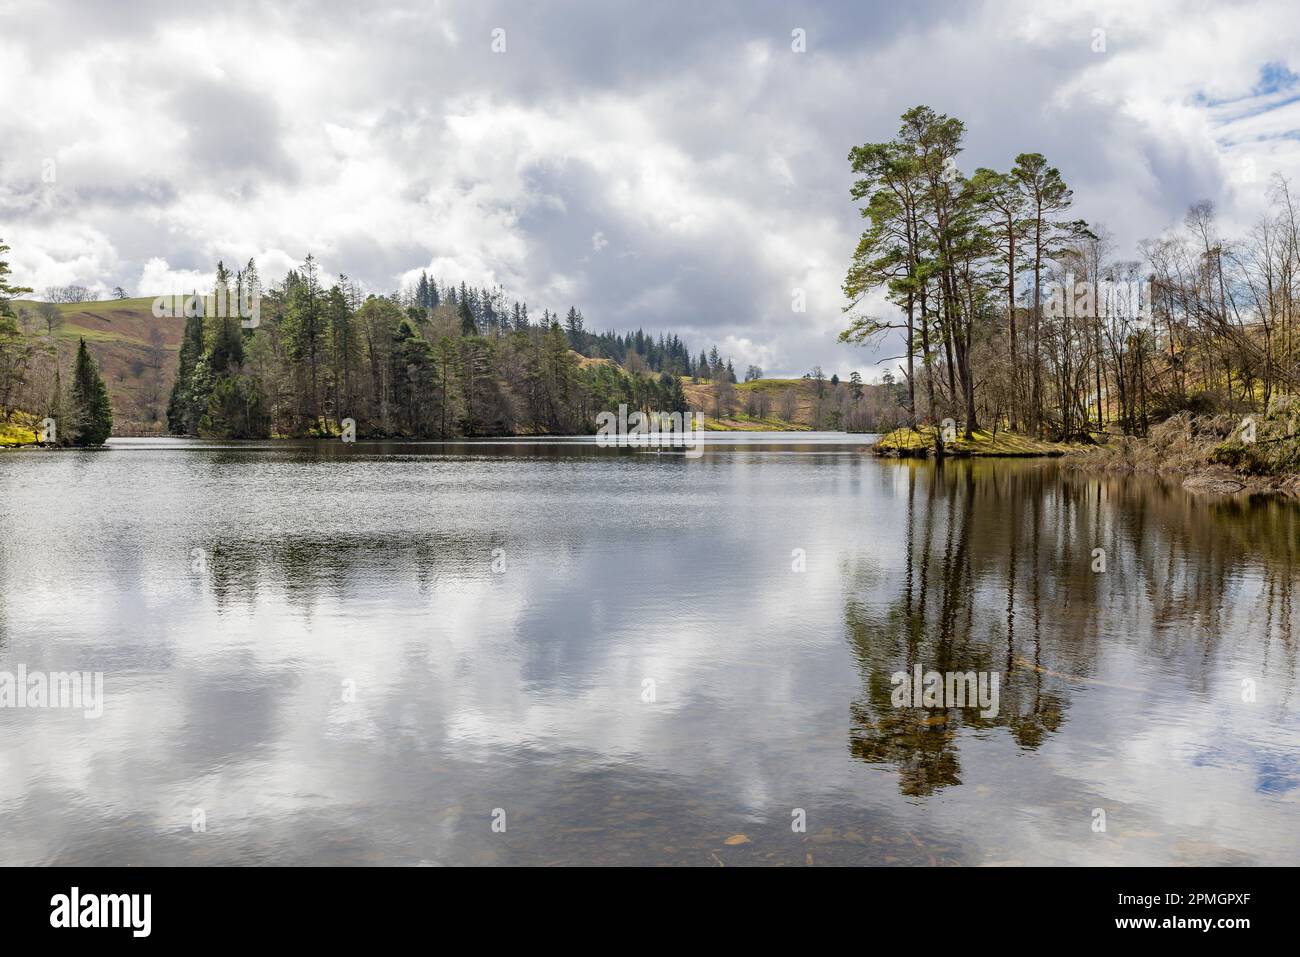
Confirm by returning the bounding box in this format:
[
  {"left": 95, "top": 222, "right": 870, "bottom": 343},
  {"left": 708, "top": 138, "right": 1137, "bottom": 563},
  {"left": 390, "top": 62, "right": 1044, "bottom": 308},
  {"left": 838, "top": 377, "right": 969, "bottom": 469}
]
[{"left": 8, "top": 297, "right": 183, "bottom": 433}]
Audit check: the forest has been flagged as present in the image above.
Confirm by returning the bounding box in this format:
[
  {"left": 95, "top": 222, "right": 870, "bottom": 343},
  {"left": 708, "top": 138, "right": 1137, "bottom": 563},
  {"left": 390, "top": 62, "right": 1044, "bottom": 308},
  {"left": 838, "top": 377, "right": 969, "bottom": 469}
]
[
  {"left": 2, "top": 241, "right": 906, "bottom": 440},
  {"left": 161, "top": 257, "right": 706, "bottom": 439},
  {"left": 842, "top": 105, "right": 1300, "bottom": 443}
]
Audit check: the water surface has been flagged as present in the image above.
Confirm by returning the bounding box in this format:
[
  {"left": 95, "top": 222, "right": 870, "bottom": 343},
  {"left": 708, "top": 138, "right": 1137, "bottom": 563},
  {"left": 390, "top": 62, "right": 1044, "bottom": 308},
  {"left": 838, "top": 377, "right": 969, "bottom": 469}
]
[{"left": 0, "top": 434, "right": 1296, "bottom": 865}]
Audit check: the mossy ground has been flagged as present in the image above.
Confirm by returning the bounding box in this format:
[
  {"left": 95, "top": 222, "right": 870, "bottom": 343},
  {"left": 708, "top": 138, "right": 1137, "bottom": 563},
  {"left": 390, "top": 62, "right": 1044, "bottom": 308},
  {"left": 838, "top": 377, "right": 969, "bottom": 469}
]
[
  {"left": 874, "top": 425, "right": 1079, "bottom": 457},
  {"left": 0, "top": 411, "right": 42, "bottom": 446}
]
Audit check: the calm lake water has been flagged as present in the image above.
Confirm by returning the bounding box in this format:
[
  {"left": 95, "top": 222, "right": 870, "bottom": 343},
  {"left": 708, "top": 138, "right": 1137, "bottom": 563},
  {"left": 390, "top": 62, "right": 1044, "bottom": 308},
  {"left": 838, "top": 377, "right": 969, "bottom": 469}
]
[{"left": 1, "top": 433, "right": 1297, "bottom": 866}]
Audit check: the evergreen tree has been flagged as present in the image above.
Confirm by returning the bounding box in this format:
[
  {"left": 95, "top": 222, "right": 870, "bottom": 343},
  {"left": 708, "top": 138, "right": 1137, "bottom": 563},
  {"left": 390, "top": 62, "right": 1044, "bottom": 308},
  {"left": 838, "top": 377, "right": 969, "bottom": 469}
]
[
  {"left": 0, "top": 238, "right": 33, "bottom": 418},
  {"left": 200, "top": 372, "right": 270, "bottom": 439},
  {"left": 0, "top": 238, "right": 32, "bottom": 318},
  {"left": 458, "top": 298, "right": 478, "bottom": 335},
  {"left": 326, "top": 284, "right": 357, "bottom": 421},
  {"left": 167, "top": 313, "right": 205, "bottom": 434},
  {"left": 69, "top": 338, "right": 113, "bottom": 446},
  {"left": 565, "top": 306, "right": 585, "bottom": 349},
  {"left": 283, "top": 254, "right": 325, "bottom": 429},
  {"left": 243, "top": 257, "right": 262, "bottom": 303}
]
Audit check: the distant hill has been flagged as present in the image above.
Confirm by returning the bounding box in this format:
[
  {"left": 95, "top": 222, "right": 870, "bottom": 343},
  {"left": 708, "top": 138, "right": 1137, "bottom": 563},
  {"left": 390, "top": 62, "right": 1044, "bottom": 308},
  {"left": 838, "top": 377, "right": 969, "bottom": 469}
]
[{"left": 10, "top": 297, "right": 182, "bottom": 433}]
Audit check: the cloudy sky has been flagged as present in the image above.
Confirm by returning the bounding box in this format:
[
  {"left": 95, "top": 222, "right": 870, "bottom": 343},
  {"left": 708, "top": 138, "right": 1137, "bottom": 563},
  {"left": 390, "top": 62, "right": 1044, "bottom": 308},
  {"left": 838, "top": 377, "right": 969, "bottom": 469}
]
[{"left": 3, "top": 0, "right": 1299, "bottom": 377}]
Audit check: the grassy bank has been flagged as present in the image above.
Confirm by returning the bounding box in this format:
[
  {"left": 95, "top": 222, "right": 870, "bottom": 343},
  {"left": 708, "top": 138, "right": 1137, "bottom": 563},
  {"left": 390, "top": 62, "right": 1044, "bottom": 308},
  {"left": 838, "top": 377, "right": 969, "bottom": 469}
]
[{"left": 873, "top": 425, "right": 1079, "bottom": 457}]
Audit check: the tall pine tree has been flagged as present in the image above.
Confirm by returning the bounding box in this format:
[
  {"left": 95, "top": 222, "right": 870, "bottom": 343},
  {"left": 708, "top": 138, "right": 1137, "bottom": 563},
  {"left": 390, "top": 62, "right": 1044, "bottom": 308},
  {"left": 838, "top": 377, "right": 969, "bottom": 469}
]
[
  {"left": 167, "top": 312, "right": 205, "bottom": 434},
  {"left": 69, "top": 338, "right": 113, "bottom": 446}
]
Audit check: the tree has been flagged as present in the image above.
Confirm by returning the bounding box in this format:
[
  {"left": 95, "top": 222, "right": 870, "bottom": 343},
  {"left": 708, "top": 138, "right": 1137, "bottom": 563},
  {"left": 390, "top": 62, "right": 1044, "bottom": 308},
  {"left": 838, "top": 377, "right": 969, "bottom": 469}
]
[
  {"left": 841, "top": 136, "right": 929, "bottom": 425},
  {"left": 37, "top": 301, "right": 63, "bottom": 337},
  {"left": 1012, "top": 152, "right": 1079, "bottom": 435},
  {"left": 564, "top": 306, "right": 585, "bottom": 348},
  {"left": 971, "top": 167, "right": 1028, "bottom": 428},
  {"left": 69, "top": 338, "right": 113, "bottom": 446},
  {"left": 0, "top": 317, "right": 30, "bottom": 418},
  {"left": 458, "top": 299, "right": 479, "bottom": 336},
  {"left": 326, "top": 283, "right": 357, "bottom": 423},
  {"left": 43, "top": 285, "right": 90, "bottom": 303},
  {"left": 0, "top": 239, "right": 34, "bottom": 418},
  {"left": 0, "top": 239, "right": 32, "bottom": 318},
  {"left": 779, "top": 387, "right": 798, "bottom": 423},
  {"left": 391, "top": 319, "right": 440, "bottom": 435},
  {"left": 712, "top": 374, "right": 735, "bottom": 420},
  {"left": 200, "top": 372, "right": 270, "bottom": 439},
  {"left": 243, "top": 258, "right": 262, "bottom": 303},
  {"left": 167, "top": 313, "right": 205, "bottom": 434},
  {"left": 283, "top": 254, "right": 325, "bottom": 430}
]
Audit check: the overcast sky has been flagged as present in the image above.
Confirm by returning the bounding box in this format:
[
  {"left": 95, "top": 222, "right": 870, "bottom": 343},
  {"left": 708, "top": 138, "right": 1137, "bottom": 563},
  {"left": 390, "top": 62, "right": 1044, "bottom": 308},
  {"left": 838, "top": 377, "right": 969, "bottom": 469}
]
[{"left": 3, "top": 0, "right": 1299, "bottom": 377}]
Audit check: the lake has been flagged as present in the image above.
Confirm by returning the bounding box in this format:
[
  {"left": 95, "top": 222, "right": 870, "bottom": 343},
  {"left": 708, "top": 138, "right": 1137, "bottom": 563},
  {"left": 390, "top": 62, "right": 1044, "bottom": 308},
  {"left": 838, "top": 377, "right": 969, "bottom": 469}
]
[{"left": 0, "top": 433, "right": 1296, "bottom": 865}]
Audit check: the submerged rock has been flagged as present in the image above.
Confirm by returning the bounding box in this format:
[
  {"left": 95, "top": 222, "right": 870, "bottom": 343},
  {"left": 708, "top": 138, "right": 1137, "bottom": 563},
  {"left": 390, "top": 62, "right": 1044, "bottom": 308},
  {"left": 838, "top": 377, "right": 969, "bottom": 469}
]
[{"left": 1181, "top": 474, "right": 1246, "bottom": 495}]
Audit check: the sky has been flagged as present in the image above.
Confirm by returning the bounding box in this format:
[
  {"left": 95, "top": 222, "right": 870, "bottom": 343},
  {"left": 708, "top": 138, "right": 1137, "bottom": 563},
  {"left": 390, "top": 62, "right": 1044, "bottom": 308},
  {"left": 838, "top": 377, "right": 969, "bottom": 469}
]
[{"left": 3, "top": 0, "right": 1300, "bottom": 378}]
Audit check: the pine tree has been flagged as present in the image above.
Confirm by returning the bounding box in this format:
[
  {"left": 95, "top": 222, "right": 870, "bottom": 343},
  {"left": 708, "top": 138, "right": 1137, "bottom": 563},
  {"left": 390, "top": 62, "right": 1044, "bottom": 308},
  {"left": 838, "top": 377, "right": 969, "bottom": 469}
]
[
  {"left": 69, "top": 338, "right": 113, "bottom": 446},
  {"left": 326, "top": 284, "right": 357, "bottom": 423},
  {"left": 283, "top": 254, "right": 325, "bottom": 429},
  {"left": 0, "top": 238, "right": 32, "bottom": 318},
  {"left": 0, "top": 238, "right": 33, "bottom": 418},
  {"left": 243, "top": 257, "right": 262, "bottom": 303},
  {"left": 565, "top": 306, "right": 585, "bottom": 349},
  {"left": 167, "top": 313, "right": 205, "bottom": 434},
  {"left": 458, "top": 299, "right": 478, "bottom": 335}
]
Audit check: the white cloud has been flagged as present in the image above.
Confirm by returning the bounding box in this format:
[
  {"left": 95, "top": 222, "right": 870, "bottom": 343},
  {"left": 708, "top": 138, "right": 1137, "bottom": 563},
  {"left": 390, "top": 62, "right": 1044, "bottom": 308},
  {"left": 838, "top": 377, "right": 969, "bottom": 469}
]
[{"left": 1, "top": 0, "right": 1297, "bottom": 376}]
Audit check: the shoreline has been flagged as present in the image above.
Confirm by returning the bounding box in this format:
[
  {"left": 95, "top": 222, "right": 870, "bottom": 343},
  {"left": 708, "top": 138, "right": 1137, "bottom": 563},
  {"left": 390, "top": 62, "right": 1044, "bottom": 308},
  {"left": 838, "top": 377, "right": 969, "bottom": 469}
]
[
  {"left": 871, "top": 422, "right": 1300, "bottom": 497},
  {"left": 1068, "top": 451, "right": 1300, "bottom": 498}
]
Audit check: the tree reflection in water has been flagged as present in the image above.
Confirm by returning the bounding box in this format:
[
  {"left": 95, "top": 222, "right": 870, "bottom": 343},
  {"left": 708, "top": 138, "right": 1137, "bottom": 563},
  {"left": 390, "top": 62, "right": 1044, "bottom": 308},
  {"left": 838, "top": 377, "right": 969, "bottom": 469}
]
[{"left": 844, "top": 459, "right": 1298, "bottom": 797}]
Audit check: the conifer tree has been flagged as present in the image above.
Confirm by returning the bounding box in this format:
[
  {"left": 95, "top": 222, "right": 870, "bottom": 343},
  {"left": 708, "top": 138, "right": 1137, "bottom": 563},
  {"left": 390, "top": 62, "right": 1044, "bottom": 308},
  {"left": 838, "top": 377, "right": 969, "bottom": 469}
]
[
  {"left": 69, "top": 338, "right": 113, "bottom": 446},
  {"left": 167, "top": 313, "right": 205, "bottom": 434},
  {"left": 458, "top": 299, "right": 478, "bottom": 335},
  {"left": 0, "top": 238, "right": 32, "bottom": 318}
]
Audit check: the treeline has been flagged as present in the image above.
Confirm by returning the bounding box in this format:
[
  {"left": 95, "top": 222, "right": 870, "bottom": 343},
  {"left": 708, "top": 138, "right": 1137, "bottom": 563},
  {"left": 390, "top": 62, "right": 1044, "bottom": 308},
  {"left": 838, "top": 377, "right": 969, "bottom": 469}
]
[
  {"left": 842, "top": 105, "right": 1300, "bottom": 442},
  {"left": 163, "top": 256, "right": 720, "bottom": 439},
  {"left": 411, "top": 270, "right": 735, "bottom": 380}
]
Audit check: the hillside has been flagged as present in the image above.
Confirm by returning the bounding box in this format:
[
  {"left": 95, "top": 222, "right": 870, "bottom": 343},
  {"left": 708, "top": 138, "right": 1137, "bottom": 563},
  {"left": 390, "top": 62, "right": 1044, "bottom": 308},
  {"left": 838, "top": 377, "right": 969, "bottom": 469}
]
[
  {"left": 683, "top": 378, "right": 807, "bottom": 430},
  {"left": 679, "top": 376, "right": 885, "bottom": 431},
  {"left": 9, "top": 297, "right": 183, "bottom": 432}
]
